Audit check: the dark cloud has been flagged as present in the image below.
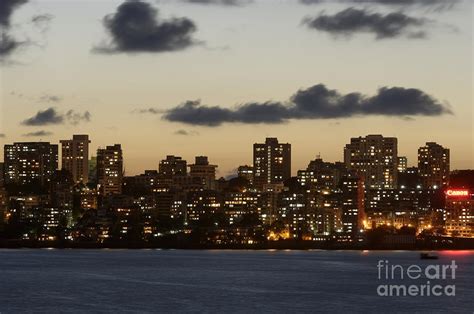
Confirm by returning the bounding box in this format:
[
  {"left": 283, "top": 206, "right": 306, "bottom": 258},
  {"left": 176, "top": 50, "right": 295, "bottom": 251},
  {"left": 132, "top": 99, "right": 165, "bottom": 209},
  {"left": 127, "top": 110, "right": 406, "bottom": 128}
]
[
  {"left": 23, "top": 130, "right": 53, "bottom": 137},
  {"left": 303, "top": 8, "right": 429, "bottom": 39},
  {"left": 300, "top": 0, "right": 325, "bottom": 3},
  {"left": 96, "top": 0, "right": 199, "bottom": 53},
  {"left": 153, "top": 84, "right": 451, "bottom": 127},
  {"left": 352, "top": 0, "right": 453, "bottom": 4},
  {"left": 182, "top": 0, "right": 252, "bottom": 5},
  {"left": 163, "top": 100, "right": 233, "bottom": 126},
  {"left": 0, "top": 0, "right": 28, "bottom": 57},
  {"left": 22, "top": 107, "right": 91, "bottom": 126},
  {"left": 290, "top": 85, "right": 451, "bottom": 117},
  {"left": 300, "top": 0, "right": 458, "bottom": 10},
  {"left": 0, "top": 0, "right": 27, "bottom": 27},
  {"left": 0, "top": 33, "right": 22, "bottom": 56},
  {"left": 174, "top": 129, "right": 199, "bottom": 136},
  {"left": 22, "top": 108, "right": 63, "bottom": 126}
]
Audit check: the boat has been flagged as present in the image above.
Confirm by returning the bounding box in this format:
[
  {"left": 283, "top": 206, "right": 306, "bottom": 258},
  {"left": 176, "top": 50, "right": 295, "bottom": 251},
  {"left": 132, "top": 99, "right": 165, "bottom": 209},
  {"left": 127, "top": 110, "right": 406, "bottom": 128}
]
[{"left": 420, "top": 253, "right": 438, "bottom": 260}]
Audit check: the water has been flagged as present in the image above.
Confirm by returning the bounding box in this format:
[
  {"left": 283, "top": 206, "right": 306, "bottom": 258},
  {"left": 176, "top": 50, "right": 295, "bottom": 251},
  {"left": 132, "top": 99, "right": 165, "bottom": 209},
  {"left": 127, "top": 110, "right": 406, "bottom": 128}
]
[{"left": 0, "top": 249, "right": 472, "bottom": 313}]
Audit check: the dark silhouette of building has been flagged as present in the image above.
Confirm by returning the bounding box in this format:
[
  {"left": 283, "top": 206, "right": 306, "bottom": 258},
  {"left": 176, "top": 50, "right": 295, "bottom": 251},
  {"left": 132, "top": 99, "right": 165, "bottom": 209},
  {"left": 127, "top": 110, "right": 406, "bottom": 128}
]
[
  {"left": 189, "top": 156, "right": 217, "bottom": 190},
  {"left": 237, "top": 165, "right": 254, "bottom": 185},
  {"left": 0, "top": 162, "right": 4, "bottom": 186},
  {"left": 449, "top": 170, "right": 474, "bottom": 189},
  {"left": 398, "top": 167, "right": 422, "bottom": 189},
  {"left": 159, "top": 155, "right": 187, "bottom": 177}
]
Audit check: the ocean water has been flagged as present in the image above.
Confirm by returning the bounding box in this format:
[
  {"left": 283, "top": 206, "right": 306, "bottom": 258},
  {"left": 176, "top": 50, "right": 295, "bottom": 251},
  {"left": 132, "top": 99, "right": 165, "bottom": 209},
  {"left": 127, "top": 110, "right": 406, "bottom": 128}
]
[{"left": 0, "top": 249, "right": 472, "bottom": 313}]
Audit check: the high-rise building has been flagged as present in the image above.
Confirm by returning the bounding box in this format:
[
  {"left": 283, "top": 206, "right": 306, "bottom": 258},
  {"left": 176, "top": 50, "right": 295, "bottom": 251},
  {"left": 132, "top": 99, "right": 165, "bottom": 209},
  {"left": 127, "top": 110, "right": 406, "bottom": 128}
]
[
  {"left": 253, "top": 137, "right": 291, "bottom": 190},
  {"left": 97, "top": 144, "right": 123, "bottom": 196},
  {"left": 60, "top": 135, "right": 90, "bottom": 185},
  {"left": 418, "top": 142, "right": 450, "bottom": 189},
  {"left": 159, "top": 155, "right": 187, "bottom": 177},
  {"left": 340, "top": 173, "right": 365, "bottom": 235},
  {"left": 344, "top": 135, "right": 398, "bottom": 189},
  {"left": 4, "top": 142, "right": 58, "bottom": 186},
  {"left": 297, "top": 158, "right": 347, "bottom": 191},
  {"left": 397, "top": 156, "right": 408, "bottom": 173},
  {"left": 445, "top": 188, "right": 473, "bottom": 238},
  {"left": 189, "top": 156, "right": 217, "bottom": 190}
]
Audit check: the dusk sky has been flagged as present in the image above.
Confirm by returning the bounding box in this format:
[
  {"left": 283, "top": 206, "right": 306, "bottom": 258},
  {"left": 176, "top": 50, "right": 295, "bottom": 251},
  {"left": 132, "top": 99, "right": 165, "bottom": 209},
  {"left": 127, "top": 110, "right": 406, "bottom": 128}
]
[{"left": 0, "top": 0, "right": 472, "bottom": 177}]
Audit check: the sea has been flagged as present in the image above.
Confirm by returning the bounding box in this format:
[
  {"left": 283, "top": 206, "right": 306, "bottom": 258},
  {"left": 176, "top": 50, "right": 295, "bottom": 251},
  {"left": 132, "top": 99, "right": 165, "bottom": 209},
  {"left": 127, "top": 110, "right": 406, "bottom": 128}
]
[{"left": 0, "top": 249, "right": 472, "bottom": 313}]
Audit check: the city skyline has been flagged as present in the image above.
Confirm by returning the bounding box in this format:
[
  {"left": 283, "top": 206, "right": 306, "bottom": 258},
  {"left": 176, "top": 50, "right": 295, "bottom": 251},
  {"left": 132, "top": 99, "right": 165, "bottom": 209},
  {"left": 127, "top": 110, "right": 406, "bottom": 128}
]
[
  {"left": 1, "top": 1, "right": 473, "bottom": 312},
  {"left": 0, "top": 133, "right": 463, "bottom": 179},
  {"left": 0, "top": 0, "right": 472, "bottom": 176},
  {"left": 2, "top": 133, "right": 472, "bottom": 245}
]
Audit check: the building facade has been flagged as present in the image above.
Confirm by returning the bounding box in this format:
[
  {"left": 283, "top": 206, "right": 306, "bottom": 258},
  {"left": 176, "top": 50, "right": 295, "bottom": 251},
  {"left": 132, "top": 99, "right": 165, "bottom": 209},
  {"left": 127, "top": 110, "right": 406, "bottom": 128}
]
[
  {"left": 189, "top": 156, "right": 217, "bottom": 190},
  {"left": 418, "top": 142, "right": 450, "bottom": 189},
  {"left": 344, "top": 135, "right": 398, "bottom": 189},
  {"left": 60, "top": 135, "right": 90, "bottom": 185},
  {"left": 445, "top": 189, "right": 473, "bottom": 238},
  {"left": 253, "top": 138, "right": 291, "bottom": 191},
  {"left": 97, "top": 144, "right": 123, "bottom": 196},
  {"left": 4, "top": 142, "right": 58, "bottom": 186},
  {"left": 159, "top": 155, "right": 187, "bottom": 178}
]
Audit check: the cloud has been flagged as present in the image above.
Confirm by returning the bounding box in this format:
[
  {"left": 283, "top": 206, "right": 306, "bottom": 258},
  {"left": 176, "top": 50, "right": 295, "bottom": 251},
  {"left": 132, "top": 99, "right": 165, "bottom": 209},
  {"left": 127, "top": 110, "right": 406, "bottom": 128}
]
[
  {"left": 22, "top": 107, "right": 91, "bottom": 126},
  {"left": 300, "top": 0, "right": 459, "bottom": 10},
  {"left": 95, "top": 0, "right": 199, "bottom": 53},
  {"left": 182, "top": 0, "right": 252, "bottom": 5},
  {"left": 152, "top": 84, "right": 451, "bottom": 126},
  {"left": 0, "top": 133, "right": 6, "bottom": 138},
  {"left": 300, "top": 0, "right": 325, "bottom": 3},
  {"left": 31, "top": 14, "right": 53, "bottom": 26},
  {"left": 23, "top": 130, "right": 53, "bottom": 137},
  {"left": 0, "top": 33, "right": 23, "bottom": 56},
  {"left": 39, "top": 94, "right": 62, "bottom": 103},
  {"left": 65, "top": 110, "right": 91, "bottom": 125},
  {"left": 31, "top": 14, "right": 54, "bottom": 34},
  {"left": 22, "top": 108, "right": 63, "bottom": 126},
  {"left": 291, "top": 85, "right": 451, "bottom": 117},
  {"left": 135, "top": 108, "right": 163, "bottom": 114},
  {"left": 0, "top": 0, "right": 27, "bottom": 27},
  {"left": 0, "top": 0, "right": 28, "bottom": 57},
  {"left": 303, "top": 8, "right": 429, "bottom": 39},
  {"left": 174, "top": 129, "right": 199, "bottom": 136}
]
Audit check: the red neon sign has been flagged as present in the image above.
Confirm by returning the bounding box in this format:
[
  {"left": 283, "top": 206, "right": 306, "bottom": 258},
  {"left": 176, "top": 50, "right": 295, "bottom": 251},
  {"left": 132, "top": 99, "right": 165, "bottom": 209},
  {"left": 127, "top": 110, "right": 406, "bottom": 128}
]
[{"left": 446, "top": 189, "right": 470, "bottom": 198}]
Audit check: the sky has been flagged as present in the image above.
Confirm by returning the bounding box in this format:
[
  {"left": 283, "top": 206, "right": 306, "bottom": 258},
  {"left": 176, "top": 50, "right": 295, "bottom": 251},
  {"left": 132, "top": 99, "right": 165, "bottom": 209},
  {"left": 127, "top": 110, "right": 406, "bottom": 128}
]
[{"left": 0, "top": 0, "right": 472, "bottom": 177}]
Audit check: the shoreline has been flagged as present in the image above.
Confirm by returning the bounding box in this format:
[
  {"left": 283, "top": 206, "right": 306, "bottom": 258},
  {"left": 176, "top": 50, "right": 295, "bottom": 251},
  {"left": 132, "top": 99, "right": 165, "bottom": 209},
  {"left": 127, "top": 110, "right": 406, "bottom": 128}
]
[{"left": 1, "top": 240, "right": 473, "bottom": 251}]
